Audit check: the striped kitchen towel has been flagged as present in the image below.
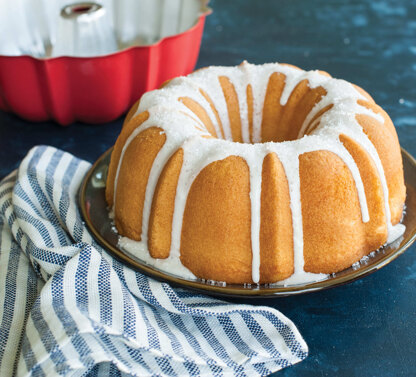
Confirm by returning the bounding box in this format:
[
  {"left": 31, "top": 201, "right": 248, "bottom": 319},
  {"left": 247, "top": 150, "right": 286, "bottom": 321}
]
[{"left": 0, "top": 145, "right": 307, "bottom": 376}]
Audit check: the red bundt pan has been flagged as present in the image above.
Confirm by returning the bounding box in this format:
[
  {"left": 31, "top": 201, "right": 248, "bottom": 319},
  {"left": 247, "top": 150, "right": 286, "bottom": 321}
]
[{"left": 0, "top": 8, "right": 210, "bottom": 125}]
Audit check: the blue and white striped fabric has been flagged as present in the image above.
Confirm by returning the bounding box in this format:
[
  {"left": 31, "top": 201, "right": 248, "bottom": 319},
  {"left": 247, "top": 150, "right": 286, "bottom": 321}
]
[{"left": 0, "top": 146, "right": 308, "bottom": 376}]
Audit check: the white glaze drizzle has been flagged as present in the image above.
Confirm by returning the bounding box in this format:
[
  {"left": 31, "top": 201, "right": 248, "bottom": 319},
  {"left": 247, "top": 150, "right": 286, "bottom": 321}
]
[
  {"left": 115, "top": 62, "right": 405, "bottom": 285},
  {"left": 113, "top": 106, "right": 209, "bottom": 222}
]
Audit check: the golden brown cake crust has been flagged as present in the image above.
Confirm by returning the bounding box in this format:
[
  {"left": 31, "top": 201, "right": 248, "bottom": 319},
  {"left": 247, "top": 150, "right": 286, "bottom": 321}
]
[
  {"left": 148, "top": 149, "right": 184, "bottom": 259},
  {"left": 180, "top": 156, "right": 253, "bottom": 284},
  {"left": 114, "top": 126, "right": 165, "bottom": 240},
  {"left": 260, "top": 153, "right": 294, "bottom": 282}
]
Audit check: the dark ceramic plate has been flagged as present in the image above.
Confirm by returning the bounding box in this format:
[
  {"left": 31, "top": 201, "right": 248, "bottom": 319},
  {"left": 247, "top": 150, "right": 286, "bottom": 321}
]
[{"left": 79, "top": 148, "right": 416, "bottom": 298}]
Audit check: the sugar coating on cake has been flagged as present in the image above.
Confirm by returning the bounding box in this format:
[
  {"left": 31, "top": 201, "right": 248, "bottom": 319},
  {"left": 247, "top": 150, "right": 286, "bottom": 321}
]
[{"left": 106, "top": 62, "right": 406, "bottom": 285}]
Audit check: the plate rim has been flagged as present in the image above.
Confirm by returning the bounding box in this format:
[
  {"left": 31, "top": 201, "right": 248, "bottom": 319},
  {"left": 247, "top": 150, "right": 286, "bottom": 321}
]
[{"left": 79, "top": 147, "right": 416, "bottom": 298}]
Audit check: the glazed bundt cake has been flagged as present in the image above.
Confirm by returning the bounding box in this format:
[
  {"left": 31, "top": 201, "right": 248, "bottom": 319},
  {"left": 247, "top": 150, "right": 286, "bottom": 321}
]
[{"left": 106, "top": 62, "right": 406, "bottom": 285}]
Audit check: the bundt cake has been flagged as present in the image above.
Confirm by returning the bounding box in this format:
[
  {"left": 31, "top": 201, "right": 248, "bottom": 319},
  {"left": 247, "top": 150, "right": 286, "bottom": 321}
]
[{"left": 106, "top": 62, "right": 406, "bottom": 285}]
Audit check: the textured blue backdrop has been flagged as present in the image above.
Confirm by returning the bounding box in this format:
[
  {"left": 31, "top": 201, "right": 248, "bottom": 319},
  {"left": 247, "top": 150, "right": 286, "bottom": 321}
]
[{"left": 1, "top": 0, "right": 416, "bottom": 375}]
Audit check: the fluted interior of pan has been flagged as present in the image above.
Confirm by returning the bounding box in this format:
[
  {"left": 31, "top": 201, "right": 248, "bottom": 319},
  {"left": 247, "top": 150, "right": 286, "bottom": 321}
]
[{"left": 0, "top": 0, "right": 209, "bottom": 58}]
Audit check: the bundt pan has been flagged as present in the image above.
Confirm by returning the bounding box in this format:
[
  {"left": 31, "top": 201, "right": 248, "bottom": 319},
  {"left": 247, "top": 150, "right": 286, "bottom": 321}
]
[{"left": 0, "top": 0, "right": 211, "bottom": 125}]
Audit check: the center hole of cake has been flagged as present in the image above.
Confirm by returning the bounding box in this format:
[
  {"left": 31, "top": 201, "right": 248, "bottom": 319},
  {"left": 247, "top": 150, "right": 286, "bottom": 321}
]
[
  {"left": 223, "top": 103, "right": 311, "bottom": 144},
  {"left": 218, "top": 77, "right": 319, "bottom": 144},
  {"left": 181, "top": 79, "right": 323, "bottom": 144}
]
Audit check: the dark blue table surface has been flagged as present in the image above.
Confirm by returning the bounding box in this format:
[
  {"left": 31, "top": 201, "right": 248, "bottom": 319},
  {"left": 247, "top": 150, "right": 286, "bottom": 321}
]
[{"left": 1, "top": 0, "right": 416, "bottom": 375}]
